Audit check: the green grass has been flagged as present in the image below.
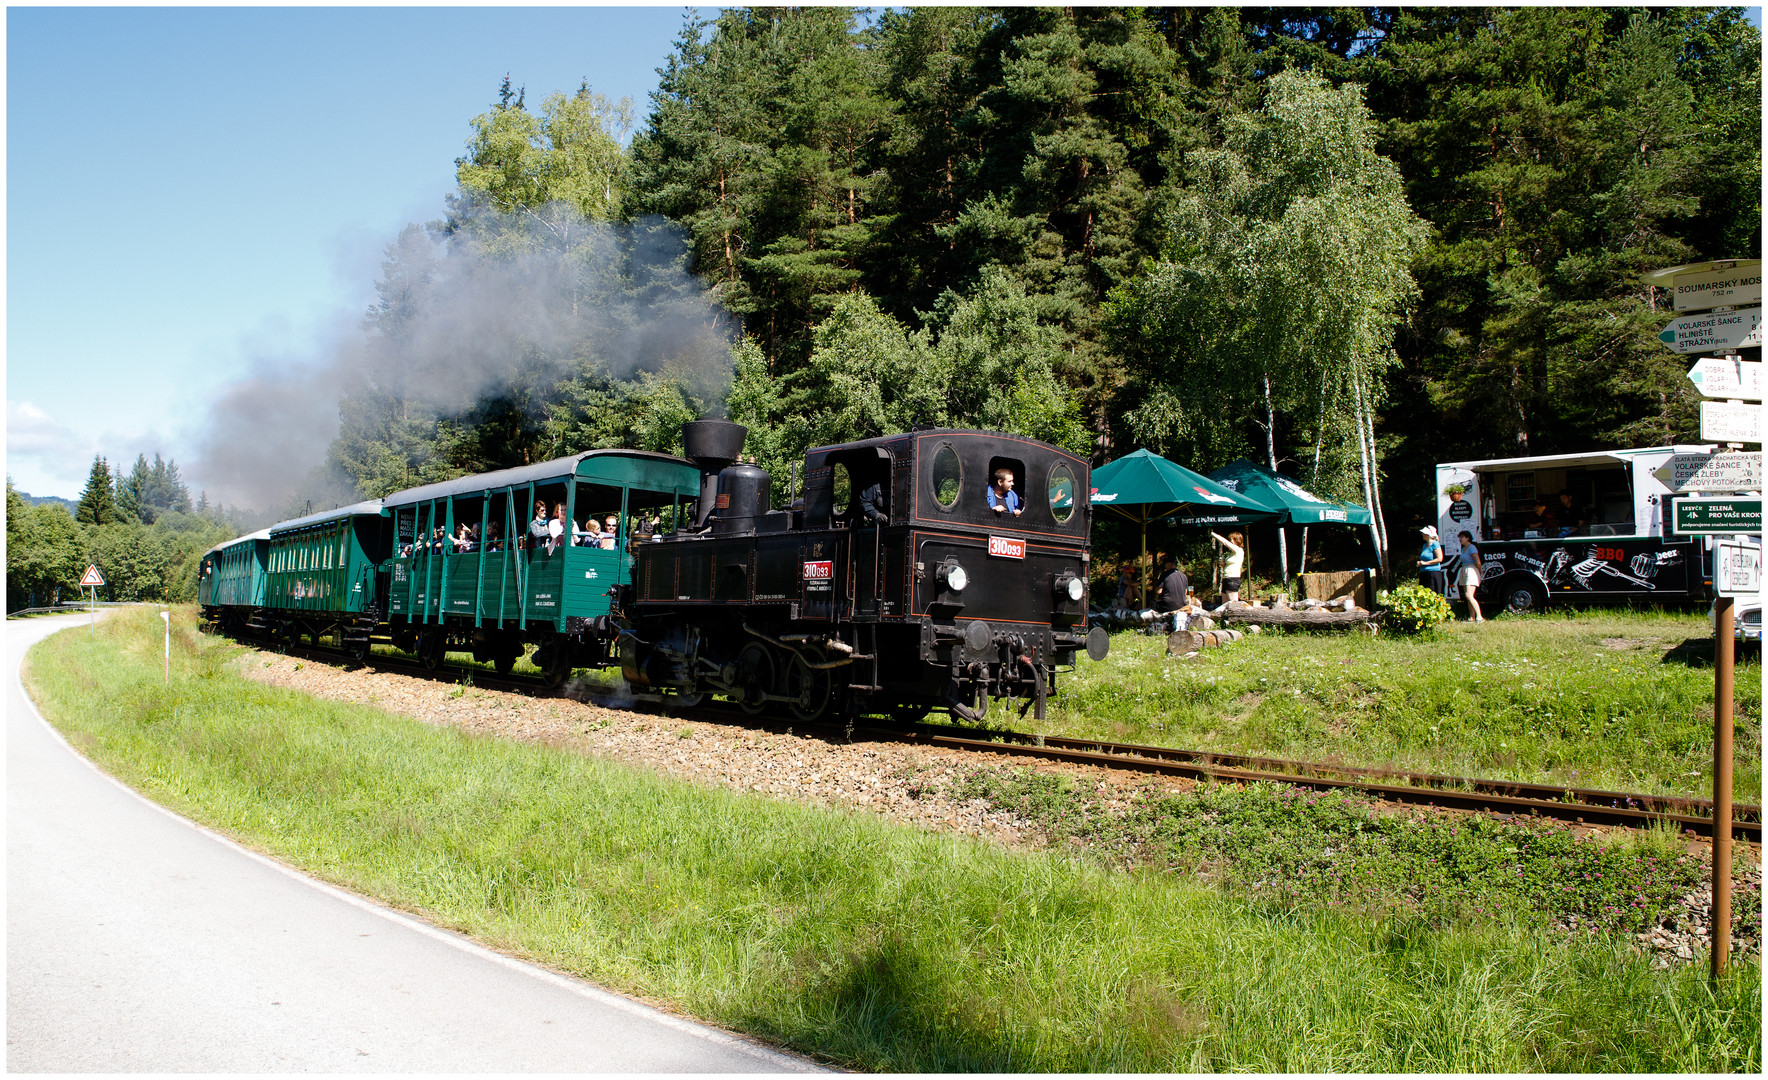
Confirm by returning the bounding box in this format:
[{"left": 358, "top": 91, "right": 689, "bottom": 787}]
[
  {"left": 1048, "top": 608, "right": 1762, "bottom": 800},
  {"left": 23, "top": 608, "right": 1762, "bottom": 1072},
  {"left": 944, "top": 767, "right": 1759, "bottom": 943}
]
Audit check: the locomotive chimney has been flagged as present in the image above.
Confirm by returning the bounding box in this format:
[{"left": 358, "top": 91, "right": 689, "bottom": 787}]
[{"left": 682, "top": 419, "right": 747, "bottom": 528}]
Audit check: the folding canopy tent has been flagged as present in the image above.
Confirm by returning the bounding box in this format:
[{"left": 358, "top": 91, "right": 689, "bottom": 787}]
[
  {"left": 1176, "top": 458, "right": 1376, "bottom": 580},
  {"left": 1203, "top": 459, "right": 1372, "bottom": 526},
  {"left": 1090, "top": 449, "right": 1278, "bottom": 602}
]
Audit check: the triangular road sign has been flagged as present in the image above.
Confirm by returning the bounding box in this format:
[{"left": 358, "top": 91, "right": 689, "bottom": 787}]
[{"left": 80, "top": 565, "right": 104, "bottom": 587}]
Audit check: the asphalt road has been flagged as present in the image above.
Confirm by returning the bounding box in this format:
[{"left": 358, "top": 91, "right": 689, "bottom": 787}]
[{"left": 7, "top": 612, "right": 820, "bottom": 1072}]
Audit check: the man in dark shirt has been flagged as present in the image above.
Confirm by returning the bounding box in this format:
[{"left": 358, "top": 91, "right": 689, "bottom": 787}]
[
  {"left": 1154, "top": 556, "right": 1189, "bottom": 613},
  {"left": 858, "top": 480, "right": 888, "bottom": 525}
]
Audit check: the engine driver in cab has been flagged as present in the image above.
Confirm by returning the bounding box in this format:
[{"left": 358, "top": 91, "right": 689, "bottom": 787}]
[{"left": 987, "top": 468, "right": 1022, "bottom": 516}]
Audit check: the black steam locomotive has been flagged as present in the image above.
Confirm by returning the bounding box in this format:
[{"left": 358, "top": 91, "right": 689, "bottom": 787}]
[{"left": 199, "top": 421, "right": 1107, "bottom": 722}]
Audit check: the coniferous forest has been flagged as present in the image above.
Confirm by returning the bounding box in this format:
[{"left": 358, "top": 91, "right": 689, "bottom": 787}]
[{"left": 16, "top": 8, "right": 1759, "bottom": 608}]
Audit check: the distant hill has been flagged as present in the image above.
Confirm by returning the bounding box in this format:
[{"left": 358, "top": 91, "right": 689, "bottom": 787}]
[{"left": 16, "top": 491, "right": 79, "bottom": 515}]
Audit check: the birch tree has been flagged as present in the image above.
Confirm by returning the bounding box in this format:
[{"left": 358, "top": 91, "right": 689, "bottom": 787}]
[{"left": 1108, "top": 69, "right": 1426, "bottom": 572}]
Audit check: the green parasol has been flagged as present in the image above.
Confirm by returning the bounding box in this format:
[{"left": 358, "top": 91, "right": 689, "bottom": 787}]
[
  {"left": 1090, "top": 450, "right": 1279, "bottom": 602},
  {"left": 1202, "top": 459, "right": 1372, "bottom": 525}
]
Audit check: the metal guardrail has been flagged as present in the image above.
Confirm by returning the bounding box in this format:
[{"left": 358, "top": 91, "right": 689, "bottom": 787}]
[{"left": 6, "top": 602, "right": 136, "bottom": 619}]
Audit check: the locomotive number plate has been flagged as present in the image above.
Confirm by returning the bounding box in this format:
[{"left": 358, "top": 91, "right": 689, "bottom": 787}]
[
  {"left": 988, "top": 536, "right": 1026, "bottom": 559},
  {"left": 802, "top": 560, "right": 834, "bottom": 580}
]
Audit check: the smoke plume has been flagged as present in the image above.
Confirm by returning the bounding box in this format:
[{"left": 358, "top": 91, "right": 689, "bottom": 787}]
[{"left": 188, "top": 208, "right": 732, "bottom": 513}]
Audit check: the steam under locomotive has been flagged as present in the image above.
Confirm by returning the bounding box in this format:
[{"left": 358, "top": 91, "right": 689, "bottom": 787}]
[{"left": 199, "top": 421, "right": 1109, "bottom": 722}]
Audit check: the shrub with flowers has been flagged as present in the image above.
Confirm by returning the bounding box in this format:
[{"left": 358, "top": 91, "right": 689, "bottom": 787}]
[{"left": 1382, "top": 582, "right": 1454, "bottom": 634}]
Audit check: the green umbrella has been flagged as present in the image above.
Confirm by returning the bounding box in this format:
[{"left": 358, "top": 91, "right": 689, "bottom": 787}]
[
  {"left": 1203, "top": 459, "right": 1372, "bottom": 525},
  {"left": 1090, "top": 449, "right": 1278, "bottom": 602}
]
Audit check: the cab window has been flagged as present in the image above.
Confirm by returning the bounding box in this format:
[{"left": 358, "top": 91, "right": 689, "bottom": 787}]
[
  {"left": 1048, "top": 463, "right": 1076, "bottom": 523},
  {"left": 931, "top": 444, "right": 962, "bottom": 511}
]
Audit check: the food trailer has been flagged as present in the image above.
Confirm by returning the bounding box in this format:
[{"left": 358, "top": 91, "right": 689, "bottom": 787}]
[{"left": 1434, "top": 445, "right": 1750, "bottom": 613}]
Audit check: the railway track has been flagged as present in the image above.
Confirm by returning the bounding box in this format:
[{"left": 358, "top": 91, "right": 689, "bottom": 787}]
[{"left": 274, "top": 638, "right": 1761, "bottom": 843}]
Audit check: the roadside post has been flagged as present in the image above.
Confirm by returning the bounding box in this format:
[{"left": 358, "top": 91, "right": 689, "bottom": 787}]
[
  {"left": 80, "top": 565, "right": 104, "bottom": 631},
  {"left": 1649, "top": 259, "right": 1762, "bottom": 979},
  {"left": 161, "top": 609, "right": 171, "bottom": 685}
]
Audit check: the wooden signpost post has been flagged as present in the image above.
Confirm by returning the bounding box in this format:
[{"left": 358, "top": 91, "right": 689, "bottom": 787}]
[{"left": 1650, "top": 259, "right": 1762, "bottom": 979}]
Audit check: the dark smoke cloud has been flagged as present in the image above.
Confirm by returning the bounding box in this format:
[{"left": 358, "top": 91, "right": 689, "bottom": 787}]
[{"left": 187, "top": 209, "right": 732, "bottom": 512}]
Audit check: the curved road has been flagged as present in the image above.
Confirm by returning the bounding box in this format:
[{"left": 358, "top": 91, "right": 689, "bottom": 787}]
[{"left": 7, "top": 613, "right": 820, "bottom": 1072}]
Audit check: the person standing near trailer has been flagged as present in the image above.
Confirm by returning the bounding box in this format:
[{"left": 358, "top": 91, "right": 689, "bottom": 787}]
[
  {"left": 1417, "top": 526, "right": 1447, "bottom": 595},
  {"left": 1455, "top": 531, "right": 1485, "bottom": 622}
]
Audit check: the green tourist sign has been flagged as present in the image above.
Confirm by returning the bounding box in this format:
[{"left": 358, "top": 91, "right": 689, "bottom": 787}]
[{"left": 1671, "top": 497, "right": 1763, "bottom": 535}]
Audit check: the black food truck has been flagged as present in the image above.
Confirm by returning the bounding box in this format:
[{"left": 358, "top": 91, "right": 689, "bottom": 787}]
[{"left": 1434, "top": 445, "right": 1759, "bottom": 614}]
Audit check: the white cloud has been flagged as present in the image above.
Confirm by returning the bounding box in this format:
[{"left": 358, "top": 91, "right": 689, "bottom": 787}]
[{"left": 6, "top": 400, "right": 99, "bottom": 495}]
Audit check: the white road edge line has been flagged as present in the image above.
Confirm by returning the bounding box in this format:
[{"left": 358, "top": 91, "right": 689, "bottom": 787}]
[{"left": 11, "top": 617, "right": 816, "bottom": 1072}]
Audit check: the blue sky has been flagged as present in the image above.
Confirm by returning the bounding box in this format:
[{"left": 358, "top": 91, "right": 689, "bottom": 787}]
[
  {"left": 7, "top": 5, "right": 695, "bottom": 501},
  {"left": 5, "top": 6, "right": 1762, "bottom": 504}
]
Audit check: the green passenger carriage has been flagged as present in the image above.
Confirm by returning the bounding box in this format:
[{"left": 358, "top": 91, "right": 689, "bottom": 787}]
[
  {"left": 381, "top": 450, "right": 703, "bottom": 681},
  {"left": 263, "top": 499, "right": 390, "bottom": 656},
  {"left": 197, "top": 529, "right": 270, "bottom": 631}
]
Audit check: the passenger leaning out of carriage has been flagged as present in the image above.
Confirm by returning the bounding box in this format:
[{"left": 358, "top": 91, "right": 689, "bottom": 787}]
[
  {"left": 986, "top": 469, "right": 1022, "bottom": 516},
  {"left": 525, "top": 499, "right": 550, "bottom": 550},
  {"left": 545, "top": 503, "right": 567, "bottom": 553}
]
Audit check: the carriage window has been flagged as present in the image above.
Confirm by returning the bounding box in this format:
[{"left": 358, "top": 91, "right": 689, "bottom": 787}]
[
  {"left": 1048, "top": 464, "right": 1076, "bottom": 523},
  {"left": 931, "top": 444, "right": 962, "bottom": 510},
  {"left": 831, "top": 464, "right": 851, "bottom": 517}
]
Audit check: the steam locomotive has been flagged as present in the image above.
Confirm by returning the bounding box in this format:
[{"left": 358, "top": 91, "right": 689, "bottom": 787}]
[{"left": 198, "top": 421, "right": 1108, "bottom": 722}]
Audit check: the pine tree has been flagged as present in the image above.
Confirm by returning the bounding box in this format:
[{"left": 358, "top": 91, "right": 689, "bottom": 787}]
[{"left": 75, "top": 455, "right": 116, "bottom": 525}]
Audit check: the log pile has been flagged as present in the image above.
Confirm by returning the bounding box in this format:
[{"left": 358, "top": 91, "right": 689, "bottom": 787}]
[
  {"left": 1219, "top": 605, "right": 1376, "bottom": 631},
  {"left": 1167, "top": 627, "right": 1245, "bottom": 653}
]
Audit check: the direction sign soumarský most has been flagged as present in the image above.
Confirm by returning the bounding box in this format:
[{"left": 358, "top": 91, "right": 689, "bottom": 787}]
[{"left": 1643, "top": 260, "right": 1764, "bottom": 312}]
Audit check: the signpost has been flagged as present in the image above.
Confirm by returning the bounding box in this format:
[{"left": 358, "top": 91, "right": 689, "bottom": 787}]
[
  {"left": 1671, "top": 497, "right": 1762, "bottom": 535},
  {"left": 1685, "top": 357, "right": 1763, "bottom": 398},
  {"left": 1652, "top": 452, "right": 1763, "bottom": 492},
  {"left": 1651, "top": 261, "right": 1764, "bottom": 312},
  {"left": 1714, "top": 541, "right": 1760, "bottom": 597},
  {"left": 80, "top": 564, "right": 104, "bottom": 630},
  {"left": 1658, "top": 307, "right": 1762, "bottom": 354},
  {"left": 1699, "top": 401, "right": 1762, "bottom": 443}
]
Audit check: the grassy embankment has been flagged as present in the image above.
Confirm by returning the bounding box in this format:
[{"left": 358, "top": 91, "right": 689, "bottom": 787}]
[
  {"left": 22, "top": 608, "right": 1761, "bottom": 1071},
  {"left": 1049, "top": 608, "right": 1762, "bottom": 801}
]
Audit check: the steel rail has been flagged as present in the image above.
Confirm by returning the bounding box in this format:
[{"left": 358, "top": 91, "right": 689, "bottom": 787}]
[{"left": 269, "top": 637, "right": 1760, "bottom": 842}]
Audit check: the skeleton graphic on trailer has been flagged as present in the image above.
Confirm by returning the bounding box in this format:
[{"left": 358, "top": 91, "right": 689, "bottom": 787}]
[{"left": 1540, "top": 547, "right": 1682, "bottom": 591}]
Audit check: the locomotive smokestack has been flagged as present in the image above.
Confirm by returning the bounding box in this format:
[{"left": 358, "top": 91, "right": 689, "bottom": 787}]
[{"left": 682, "top": 419, "right": 747, "bottom": 528}]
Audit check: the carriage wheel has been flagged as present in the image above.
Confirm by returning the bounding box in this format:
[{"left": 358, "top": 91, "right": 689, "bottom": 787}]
[
  {"left": 736, "top": 642, "right": 777, "bottom": 716},
  {"left": 345, "top": 633, "right": 370, "bottom": 663},
  {"left": 419, "top": 631, "right": 445, "bottom": 670},
  {"left": 539, "top": 643, "right": 572, "bottom": 688}
]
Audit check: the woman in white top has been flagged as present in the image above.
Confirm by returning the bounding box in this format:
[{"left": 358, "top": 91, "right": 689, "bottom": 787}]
[
  {"left": 546, "top": 503, "right": 566, "bottom": 553},
  {"left": 1210, "top": 530, "right": 1246, "bottom": 607}
]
